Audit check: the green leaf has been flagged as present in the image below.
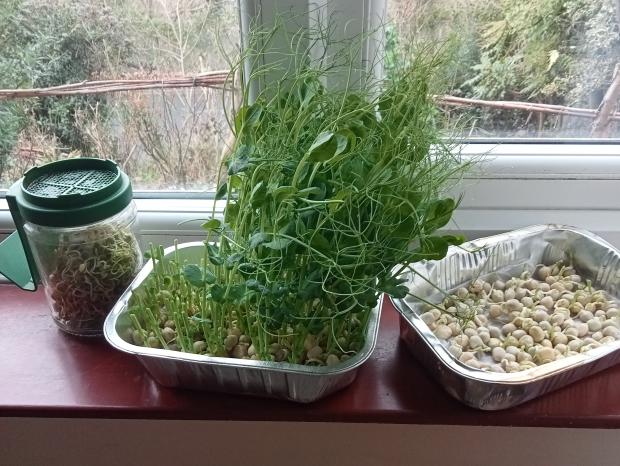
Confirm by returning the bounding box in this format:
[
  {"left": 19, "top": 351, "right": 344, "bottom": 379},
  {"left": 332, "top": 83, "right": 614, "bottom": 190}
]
[
  {"left": 271, "top": 283, "right": 289, "bottom": 298},
  {"left": 225, "top": 252, "right": 244, "bottom": 269},
  {"left": 203, "top": 269, "right": 216, "bottom": 285},
  {"left": 271, "top": 185, "right": 297, "bottom": 203},
  {"left": 349, "top": 119, "right": 367, "bottom": 139},
  {"left": 263, "top": 236, "right": 292, "bottom": 250},
  {"left": 385, "top": 284, "right": 409, "bottom": 299},
  {"left": 295, "top": 217, "right": 307, "bottom": 236},
  {"left": 228, "top": 284, "right": 247, "bottom": 302},
  {"left": 378, "top": 276, "right": 409, "bottom": 298},
  {"left": 327, "top": 189, "right": 351, "bottom": 214},
  {"left": 224, "top": 202, "right": 239, "bottom": 224},
  {"left": 206, "top": 243, "right": 224, "bottom": 266},
  {"left": 246, "top": 279, "right": 268, "bottom": 294},
  {"left": 277, "top": 221, "right": 295, "bottom": 237},
  {"left": 249, "top": 232, "right": 270, "bottom": 249},
  {"left": 298, "top": 187, "right": 322, "bottom": 198},
  {"left": 210, "top": 284, "right": 226, "bottom": 303},
  {"left": 441, "top": 234, "right": 466, "bottom": 246},
  {"left": 338, "top": 128, "right": 357, "bottom": 151},
  {"left": 393, "top": 216, "right": 417, "bottom": 240},
  {"left": 347, "top": 158, "right": 367, "bottom": 180},
  {"left": 298, "top": 281, "right": 322, "bottom": 300},
  {"left": 294, "top": 159, "right": 310, "bottom": 183},
  {"left": 229, "top": 174, "right": 242, "bottom": 189},
  {"left": 310, "top": 232, "right": 331, "bottom": 254},
  {"left": 378, "top": 168, "right": 393, "bottom": 184},
  {"left": 308, "top": 128, "right": 349, "bottom": 164},
  {"left": 266, "top": 306, "right": 288, "bottom": 331},
  {"left": 202, "top": 218, "right": 222, "bottom": 231},
  {"left": 182, "top": 264, "right": 204, "bottom": 287},
  {"left": 409, "top": 236, "right": 450, "bottom": 262},
  {"left": 250, "top": 181, "right": 267, "bottom": 208},
  {"left": 237, "top": 262, "right": 257, "bottom": 276},
  {"left": 297, "top": 77, "right": 321, "bottom": 107},
  {"left": 333, "top": 132, "right": 348, "bottom": 156},
  {"left": 234, "top": 104, "right": 263, "bottom": 133},
  {"left": 307, "top": 131, "right": 335, "bottom": 162},
  {"left": 215, "top": 183, "right": 227, "bottom": 200},
  {"left": 308, "top": 181, "right": 326, "bottom": 201},
  {"left": 423, "top": 198, "right": 457, "bottom": 233},
  {"left": 407, "top": 190, "right": 423, "bottom": 206},
  {"left": 245, "top": 104, "right": 263, "bottom": 126},
  {"left": 227, "top": 144, "right": 254, "bottom": 176}
]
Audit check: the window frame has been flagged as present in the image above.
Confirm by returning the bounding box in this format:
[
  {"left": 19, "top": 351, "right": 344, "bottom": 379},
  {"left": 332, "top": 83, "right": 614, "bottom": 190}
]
[
  {"left": 2, "top": 142, "right": 620, "bottom": 245},
  {"left": 1, "top": 1, "right": 620, "bottom": 248}
]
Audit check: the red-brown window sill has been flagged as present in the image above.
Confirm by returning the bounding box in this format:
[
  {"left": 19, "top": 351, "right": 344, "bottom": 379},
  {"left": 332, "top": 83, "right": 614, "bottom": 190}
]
[{"left": 2, "top": 284, "right": 620, "bottom": 428}]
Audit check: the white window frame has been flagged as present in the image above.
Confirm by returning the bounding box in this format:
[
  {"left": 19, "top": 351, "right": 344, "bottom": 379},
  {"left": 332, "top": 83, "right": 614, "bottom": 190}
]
[
  {"left": 120, "top": 143, "right": 620, "bottom": 248},
  {"left": 451, "top": 142, "right": 620, "bottom": 246},
  {"left": 1, "top": 1, "right": 620, "bottom": 248},
  {"left": 3, "top": 143, "right": 620, "bottom": 246}
]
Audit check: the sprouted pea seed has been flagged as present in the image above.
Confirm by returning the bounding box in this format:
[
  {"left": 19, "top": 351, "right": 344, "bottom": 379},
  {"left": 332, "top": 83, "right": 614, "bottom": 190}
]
[{"left": 423, "top": 261, "right": 620, "bottom": 373}]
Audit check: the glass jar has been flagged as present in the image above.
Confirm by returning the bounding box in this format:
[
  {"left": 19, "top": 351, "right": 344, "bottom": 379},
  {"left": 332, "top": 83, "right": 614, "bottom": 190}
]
[
  {"left": 3, "top": 158, "right": 142, "bottom": 336},
  {"left": 24, "top": 203, "right": 142, "bottom": 336}
]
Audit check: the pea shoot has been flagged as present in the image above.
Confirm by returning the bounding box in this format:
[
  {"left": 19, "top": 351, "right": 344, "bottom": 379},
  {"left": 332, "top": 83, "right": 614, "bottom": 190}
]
[
  {"left": 127, "top": 19, "right": 470, "bottom": 365},
  {"left": 49, "top": 226, "right": 141, "bottom": 335}
]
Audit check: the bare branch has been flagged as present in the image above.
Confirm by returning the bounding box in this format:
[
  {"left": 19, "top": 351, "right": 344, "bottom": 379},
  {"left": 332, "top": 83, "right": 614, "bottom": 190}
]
[
  {"left": 591, "top": 64, "right": 620, "bottom": 137},
  {"left": 436, "top": 95, "right": 620, "bottom": 122},
  {"left": 0, "top": 72, "right": 229, "bottom": 99},
  {"left": 3, "top": 70, "right": 620, "bottom": 128}
]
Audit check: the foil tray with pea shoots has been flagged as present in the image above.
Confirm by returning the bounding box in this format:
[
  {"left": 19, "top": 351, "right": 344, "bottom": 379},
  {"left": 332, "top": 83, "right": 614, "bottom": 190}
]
[{"left": 391, "top": 224, "right": 620, "bottom": 410}]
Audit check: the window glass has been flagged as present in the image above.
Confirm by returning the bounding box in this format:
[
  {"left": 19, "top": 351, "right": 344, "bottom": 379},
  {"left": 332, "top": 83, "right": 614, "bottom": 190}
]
[
  {"left": 0, "top": 0, "right": 238, "bottom": 190},
  {"left": 387, "top": 0, "right": 620, "bottom": 139}
]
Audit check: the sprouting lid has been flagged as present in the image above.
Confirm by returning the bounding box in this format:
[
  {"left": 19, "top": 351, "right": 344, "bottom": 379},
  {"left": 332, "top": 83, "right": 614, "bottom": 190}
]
[{"left": 10, "top": 158, "right": 133, "bottom": 227}]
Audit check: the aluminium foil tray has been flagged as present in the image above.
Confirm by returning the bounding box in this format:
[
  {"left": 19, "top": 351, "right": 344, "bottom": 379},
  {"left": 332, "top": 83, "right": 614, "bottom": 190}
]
[
  {"left": 104, "top": 242, "right": 381, "bottom": 403},
  {"left": 391, "top": 225, "right": 620, "bottom": 410}
]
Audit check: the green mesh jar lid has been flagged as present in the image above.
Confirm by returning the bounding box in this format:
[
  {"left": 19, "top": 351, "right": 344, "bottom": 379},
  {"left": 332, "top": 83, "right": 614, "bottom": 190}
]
[{"left": 13, "top": 158, "right": 133, "bottom": 228}]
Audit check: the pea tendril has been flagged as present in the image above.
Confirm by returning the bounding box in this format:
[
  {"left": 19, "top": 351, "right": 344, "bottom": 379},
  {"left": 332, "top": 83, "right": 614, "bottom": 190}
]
[{"left": 127, "top": 17, "right": 471, "bottom": 364}]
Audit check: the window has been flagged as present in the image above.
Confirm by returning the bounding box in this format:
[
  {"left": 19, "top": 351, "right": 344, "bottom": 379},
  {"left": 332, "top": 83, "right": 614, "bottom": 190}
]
[
  {"left": 383, "top": 0, "right": 620, "bottom": 247},
  {"left": 0, "top": 0, "right": 239, "bottom": 191},
  {"left": 387, "top": 0, "right": 620, "bottom": 139},
  {"left": 1, "top": 0, "right": 619, "bottom": 249}
]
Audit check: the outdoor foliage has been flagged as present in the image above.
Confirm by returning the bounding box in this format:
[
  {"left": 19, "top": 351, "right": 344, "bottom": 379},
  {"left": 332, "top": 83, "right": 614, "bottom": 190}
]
[
  {"left": 0, "top": 0, "right": 238, "bottom": 189},
  {"left": 0, "top": 0, "right": 133, "bottom": 176},
  {"left": 388, "top": 0, "right": 620, "bottom": 137},
  {"left": 1, "top": 0, "right": 619, "bottom": 189}
]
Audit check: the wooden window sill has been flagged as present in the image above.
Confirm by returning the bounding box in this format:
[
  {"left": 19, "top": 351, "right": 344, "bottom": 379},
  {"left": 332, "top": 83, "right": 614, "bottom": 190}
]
[{"left": 2, "top": 284, "right": 620, "bottom": 428}]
